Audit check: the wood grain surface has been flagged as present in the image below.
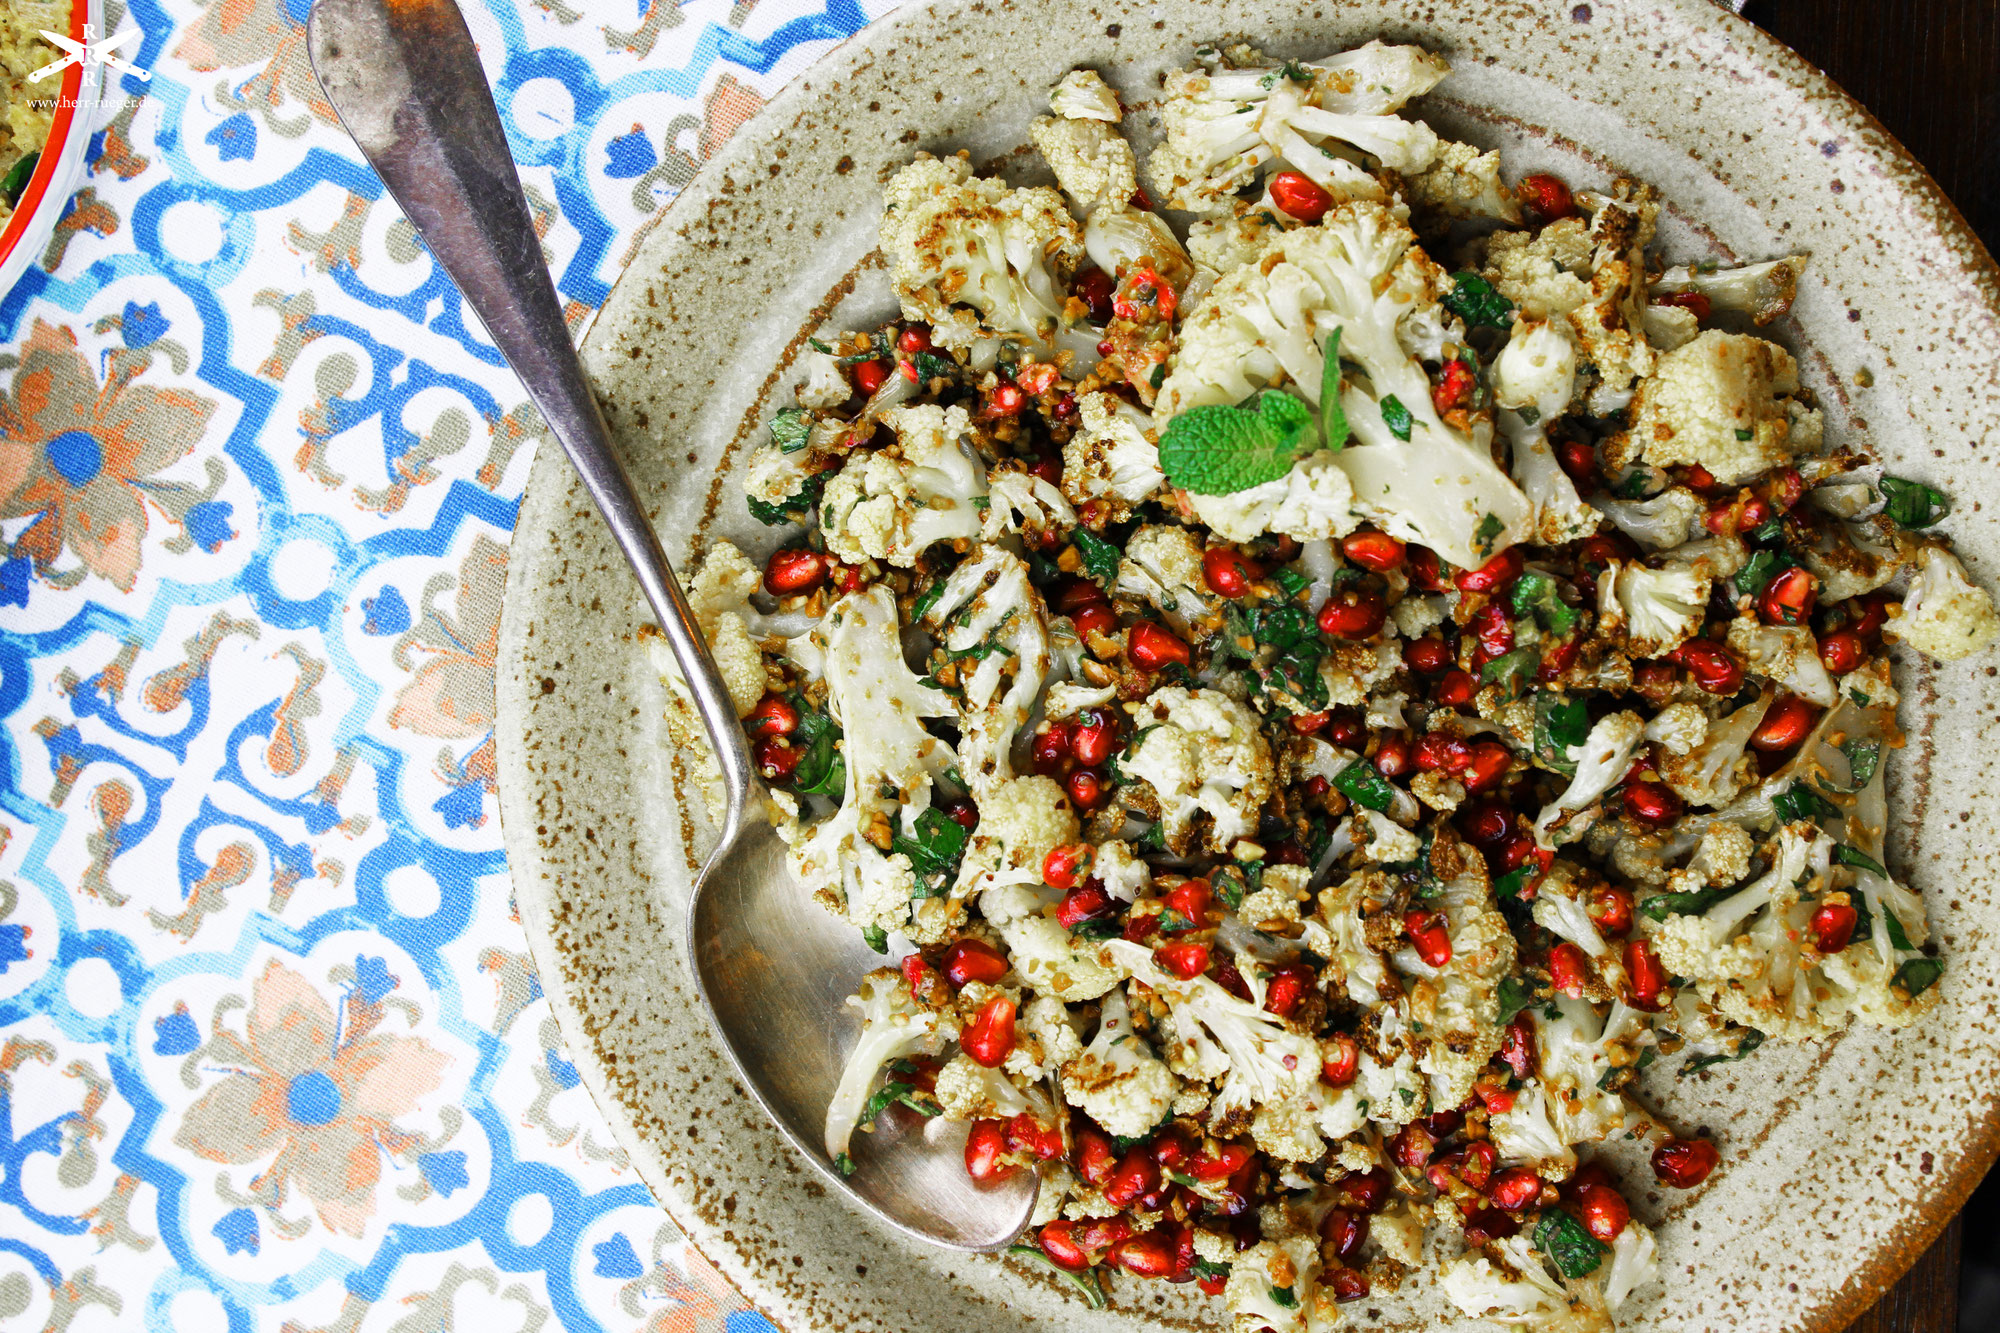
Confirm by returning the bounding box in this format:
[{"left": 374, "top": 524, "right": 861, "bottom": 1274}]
[{"left": 1735, "top": 5, "right": 1998, "bottom": 1331}]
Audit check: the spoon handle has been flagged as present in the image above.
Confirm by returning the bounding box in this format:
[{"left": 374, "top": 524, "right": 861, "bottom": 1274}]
[{"left": 305, "top": 0, "right": 754, "bottom": 839}]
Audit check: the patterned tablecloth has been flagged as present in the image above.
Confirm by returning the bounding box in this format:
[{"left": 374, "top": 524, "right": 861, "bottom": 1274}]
[{"left": 0, "top": 0, "right": 900, "bottom": 1328}]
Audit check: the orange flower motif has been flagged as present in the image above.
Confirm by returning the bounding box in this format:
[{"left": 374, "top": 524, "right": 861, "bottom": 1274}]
[
  {"left": 0, "top": 321, "right": 216, "bottom": 592},
  {"left": 389, "top": 535, "right": 506, "bottom": 739}
]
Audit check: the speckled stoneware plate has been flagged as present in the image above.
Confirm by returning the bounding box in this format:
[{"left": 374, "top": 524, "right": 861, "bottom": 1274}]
[{"left": 494, "top": 2, "right": 2000, "bottom": 1329}]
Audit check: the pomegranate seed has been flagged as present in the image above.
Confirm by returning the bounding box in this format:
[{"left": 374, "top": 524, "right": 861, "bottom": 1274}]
[
  {"left": 1452, "top": 1141, "right": 1498, "bottom": 1191},
  {"left": 898, "top": 359, "right": 920, "bottom": 383},
  {"left": 1811, "top": 901, "right": 1859, "bottom": 953},
  {"left": 1624, "top": 939, "right": 1670, "bottom": 1011},
  {"left": 1624, "top": 781, "right": 1683, "bottom": 825},
  {"left": 1556, "top": 437, "right": 1599, "bottom": 487},
  {"left": 1052, "top": 577, "right": 1107, "bottom": 613},
  {"left": 1656, "top": 289, "right": 1713, "bottom": 322},
  {"left": 1032, "top": 723, "right": 1074, "bottom": 776},
  {"left": 1148, "top": 1131, "right": 1191, "bottom": 1170},
  {"left": 1374, "top": 736, "right": 1413, "bottom": 778},
  {"left": 1576, "top": 1182, "right": 1631, "bottom": 1241},
  {"left": 1128, "top": 622, "right": 1189, "bottom": 670},
  {"left": 1415, "top": 732, "right": 1469, "bottom": 773},
  {"left": 1538, "top": 635, "right": 1582, "bottom": 683},
  {"left": 1072, "top": 266, "right": 1115, "bottom": 324},
  {"left": 901, "top": 957, "right": 938, "bottom": 1004},
  {"left": 1404, "top": 910, "right": 1452, "bottom": 968},
  {"left": 1550, "top": 942, "right": 1592, "bottom": 998},
  {"left": 1027, "top": 453, "right": 1063, "bottom": 487},
  {"left": 1328, "top": 710, "right": 1366, "bottom": 747},
  {"left": 764, "top": 547, "right": 828, "bottom": 596},
  {"left": 1264, "top": 964, "right": 1315, "bottom": 1018},
  {"left": 1320, "top": 1208, "right": 1368, "bottom": 1260},
  {"left": 1463, "top": 1209, "right": 1521, "bottom": 1245},
  {"left": 1461, "top": 741, "right": 1512, "bottom": 794},
  {"left": 1652, "top": 1136, "right": 1720, "bottom": 1189},
  {"left": 1322, "top": 1033, "right": 1361, "bottom": 1086},
  {"left": 753, "top": 737, "right": 803, "bottom": 782},
  {"left": 1328, "top": 1267, "right": 1371, "bottom": 1302},
  {"left": 897, "top": 326, "right": 932, "bottom": 354},
  {"left": 1461, "top": 800, "right": 1513, "bottom": 848},
  {"left": 1404, "top": 636, "right": 1454, "bottom": 675},
  {"left": 851, "top": 359, "right": 891, "bottom": 395},
  {"left": 943, "top": 938, "right": 1009, "bottom": 988},
  {"left": 1072, "top": 1124, "right": 1116, "bottom": 1185},
  {"left": 1006, "top": 1113, "right": 1064, "bottom": 1160},
  {"left": 1433, "top": 357, "right": 1477, "bottom": 416},
  {"left": 1103, "top": 1147, "right": 1162, "bottom": 1208},
  {"left": 1681, "top": 464, "right": 1718, "bottom": 494},
  {"left": 964, "top": 1118, "right": 1012, "bottom": 1179},
  {"left": 830, "top": 562, "right": 866, "bottom": 594},
  {"left": 1197, "top": 1273, "right": 1228, "bottom": 1297},
  {"left": 1500, "top": 1014, "right": 1537, "bottom": 1080},
  {"left": 1769, "top": 467, "right": 1806, "bottom": 512},
  {"left": 1164, "top": 879, "right": 1212, "bottom": 928},
  {"left": 1056, "top": 882, "right": 1112, "bottom": 928},
  {"left": 990, "top": 383, "right": 1026, "bottom": 416},
  {"left": 747, "top": 694, "right": 800, "bottom": 738},
  {"left": 1434, "top": 670, "right": 1478, "bottom": 708},
  {"left": 1472, "top": 603, "right": 1515, "bottom": 664},
  {"left": 1517, "top": 172, "right": 1576, "bottom": 222},
  {"left": 1268, "top": 169, "right": 1333, "bottom": 222},
  {"left": 1043, "top": 843, "right": 1093, "bottom": 891},
  {"left": 1189, "top": 1144, "right": 1254, "bottom": 1180},
  {"left": 1587, "top": 886, "right": 1635, "bottom": 938},
  {"left": 1038, "top": 1220, "right": 1089, "bottom": 1271},
  {"left": 1488, "top": 1167, "right": 1545, "bottom": 1212},
  {"left": 1288, "top": 710, "right": 1332, "bottom": 736},
  {"left": 963, "top": 996, "right": 1018, "bottom": 1067},
  {"left": 1338, "top": 1167, "right": 1392, "bottom": 1213},
  {"left": 1065, "top": 712, "right": 1115, "bottom": 768},
  {"left": 1423, "top": 1108, "right": 1464, "bottom": 1140},
  {"left": 1388, "top": 1124, "right": 1437, "bottom": 1170},
  {"left": 1672, "top": 640, "right": 1744, "bottom": 695},
  {"left": 1074, "top": 1217, "right": 1133, "bottom": 1257},
  {"left": 1568, "top": 1162, "right": 1616, "bottom": 1196},
  {"left": 1070, "top": 603, "right": 1118, "bottom": 638},
  {"left": 1342, "top": 530, "right": 1406, "bottom": 571},
  {"left": 1455, "top": 548, "right": 1525, "bottom": 595},
  {"left": 1751, "top": 694, "right": 1818, "bottom": 753},
  {"left": 1851, "top": 593, "right": 1892, "bottom": 639},
  {"left": 1065, "top": 768, "right": 1108, "bottom": 809},
  {"left": 1476, "top": 1082, "right": 1516, "bottom": 1115},
  {"left": 1203, "top": 547, "right": 1260, "bottom": 598},
  {"left": 940, "top": 797, "right": 979, "bottom": 832},
  {"left": 1758, "top": 567, "right": 1819, "bottom": 627},
  {"left": 1408, "top": 546, "right": 1451, "bottom": 591},
  {"left": 1156, "top": 941, "right": 1210, "bottom": 980},
  {"left": 1318, "top": 589, "right": 1388, "bottom": 639},
  {"left": 1818, "top": 629, "right": 1865, "bottom": 675},
  {"left": 1109, "top": 1231, "right": 1175, "bottom": 1278},
  {"left": 1576, "top": 534, "right": 1631, "bottom": 579}
]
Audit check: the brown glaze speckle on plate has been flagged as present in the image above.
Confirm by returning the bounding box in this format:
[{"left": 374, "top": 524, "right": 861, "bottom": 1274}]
[{"left": 495, "top": 2, "right": 2000, "bottom": 1328}]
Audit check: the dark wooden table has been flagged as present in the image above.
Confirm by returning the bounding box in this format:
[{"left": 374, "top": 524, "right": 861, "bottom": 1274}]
[{"left": 1735, "top": 4, "right": 1999, "bottom": 1330}]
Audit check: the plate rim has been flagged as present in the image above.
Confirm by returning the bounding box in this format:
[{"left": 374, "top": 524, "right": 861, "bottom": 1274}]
[{"left": 495, "top": 2, "right": 2000, "bottom": 1329}]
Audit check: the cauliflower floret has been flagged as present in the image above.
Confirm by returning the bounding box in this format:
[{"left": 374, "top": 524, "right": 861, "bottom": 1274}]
[
  {"left": 1159, "top": 203, "right": 1531, "bottom": 568},
  {"left": 824, "top": 969, "right": 957, "bottom": 1161},
  {"left": 1479, "top": 217, "right": 1594, "bottom": 319},
  {"left": 819, "top": 404, "right": 987, "bottom": 567},
  {"left": 1221, "top": 1236, "right": 1337, "bottom": 1333},
  {"left": 1383, "top": 832, "right": 1516, "bottom": 1109},
  {"left": 1441, "top": 1233, "right": 1613, "bottom": 1333},
  {"left": 1018, "top": 994, "right": 1085, "bottom": 1080},
  {"left": 1115, "top": 524, "right": 1218, "bottom": 634},
  {"left": 1148, "top": 42, "right": 1449, "bottom": 213},
  {"left": 1061, "top": 985, "right": 1179, "bottom": 1138},
  {"left": 1030, "top": 115, "right": 1138, "bottom": 217},
  {"left": 1601, "top": 1222, "right": 1661, "bottom": 1313},
  {"left": 1403, "top": 138, "right": 1522, "bottom": 226},
  {"left": 1494, "top": 319, "right": 1577, "bottom": 415},
  {"left": 1654, "top": 693, "right": 1771, "bottom": 810},
  {"left": 1122, "top": 687, "right": 1275, "bottom": 855},
  {"left": 1617, "top": 330, "right": 1822, "bottom": 485},
  {"left": 979, "top": 882, "right": 1123, "bottom": 1001},
  {"left": 1187, "top": 207, "right": 1299, "bottom": 274},
  {"left": 1655, "top": 254, "right": 1808, "bottom": 327},
  {"left": 1589, "top": 486, "right": 1706, "bottom": 553},
  {"left": 933, "top": 1051, "right": 1032, "bottom": 1120},
  {"left": 1187, "top": 450, "right": 1362, "bottom": 544},
  {"left": 1312, "top": 871, "right": 1395, "bottom": 1007},
  {"left": 879, "top": 154, "right": 1084, "bottom": 348},
  {"left": 1642, "top": 301, "right": 1701, "bottom": 353},
  {"left": 1093, "top": 839, "right": 1152, "bottom": 903},
  {"left": 1614, "top": 562, "right": 1710, "bottom": 657},
  {"left": 953, "top": 774, "right": 1077, "bottom": 899},
  {"left": 1535, "top": 993, "right": 1656, "bottom": 1146},
  {"left": 795, "top": 348, "right": 851, "bottom": 409},
  {"left": 1488, "top": 1082, "right": 1577, "bottom": 1179},
  {"left": 982, "top": 461, "right": 1079, "bottom": 548},
  {"left": 1535, "top": 711, "right": 1646, "bottom": 847},
  {"left": 1062, "top": 391, "right": 1164, "bottom": 523},
  {"left": 648, "top": 540, "right": 775, "bottom": 717},
  {"left": 1355, "top": 807, "right": 1422, "bottom": 864},
  {"left": 1501, "top": 340, "right": 1600, "bottom": 550},
  {"left": 1050, "top": 68, "right": 1120, "bottom": 121},
  {"left": 1886, "top": 544, "right": 2000, "bottom": 662},
  {"left": 1645, "top": 701, "right": 1709, "bottom": 756},
  {"left": 1691, "top": 821, "right": 1755, "bottom": 887},
  {"left": 1568, "top": 182, "right": 1661, "bottom": 413},
  {"left": 1392, "top": 593, "right": 1448, "bottom": 640},
  {"left": 1533, "top": 860, "right": 1612, "bottom": 959},
  {"left": 1727, "top": 617, "right": 1839, "bottom": 706},
  {"left": 919, "top": 545, "right": 1052, "bottom": 789}
]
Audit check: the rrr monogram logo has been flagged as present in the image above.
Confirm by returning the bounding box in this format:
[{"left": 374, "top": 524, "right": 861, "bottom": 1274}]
[{"left": 30, "top": 23, "right": 152, "bottom": 84}]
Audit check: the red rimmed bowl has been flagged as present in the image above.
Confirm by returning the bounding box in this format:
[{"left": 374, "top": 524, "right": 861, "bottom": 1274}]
[{"left": 0, "top": 0, "right": 105, "bottom": 302}]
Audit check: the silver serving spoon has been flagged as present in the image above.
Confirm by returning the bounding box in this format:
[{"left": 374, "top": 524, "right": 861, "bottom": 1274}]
[{"left": 305, "top": 0, "right": 1037, "bottom": 1252}]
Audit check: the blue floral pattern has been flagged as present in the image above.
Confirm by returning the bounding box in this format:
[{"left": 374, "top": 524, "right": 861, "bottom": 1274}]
[{"left": 0, "top": 0, "right": 896, "bottom": 1326}]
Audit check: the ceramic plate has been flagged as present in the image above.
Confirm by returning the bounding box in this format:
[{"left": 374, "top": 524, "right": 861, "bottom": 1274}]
[
  {"left": 494, "top": 2, "right": 2000, "bottom": 1328},
  {"left": 0, "top": 0, "right": 104, "bottom": 303}
]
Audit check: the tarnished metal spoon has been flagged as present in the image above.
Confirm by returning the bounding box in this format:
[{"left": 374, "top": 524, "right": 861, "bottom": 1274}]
[{"left": 306, "top": 0, "right": 1037, "bottom": 1252}]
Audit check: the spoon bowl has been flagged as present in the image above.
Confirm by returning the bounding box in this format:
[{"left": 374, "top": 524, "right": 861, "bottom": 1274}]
[{"left": 305, "top": 0, "right": 1037, "bottom": 1253}]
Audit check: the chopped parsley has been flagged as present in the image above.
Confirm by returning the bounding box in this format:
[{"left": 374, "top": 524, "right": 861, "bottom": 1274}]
[{"left": 1473, "top": 512, "right": 1505, "bottom": 558}]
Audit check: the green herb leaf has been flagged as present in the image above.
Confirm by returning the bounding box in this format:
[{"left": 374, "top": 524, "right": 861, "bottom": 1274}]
[
  {"left": 833, "top": 1151, "right": 856, "bottom": 1176},
  {"left": 892, "top": 806, "right": 970, "bottom": 881},
  {"left": 0, "top": 151, "right": 39, "bottom": 210},
  {"left": 1884, "top": 909, "right": 1914, "bottom": 952},
  {"left": 1333, "top": 761, "right": 1397, "bottom": 813},
  {"left": 1269, "top": 1286, "right": 1298, "bottom": 1309},
  {"left": 910, "top": 580, "right": 949, "bottom": 624},
  {"left": 914, "top": 350, "right": 957, "bottom": 383},
  {"left": 809, "top": 337, "right": 834, "bottom": 354},
  {"left": 1612, "top": 468, "right": 1651, "bottom": 500},
  {"left": 1835, "top": 844, "right": 1888, "bottom": 877},
  {"left": 1007, "top": 1245, "right": 1108, "bottom": 1308},
  {"left": 1533, "top": 694, "right": 1589, "bottom": 776},
  {"left": 1682, "top": 1028, "right": 1765, "bottom": 1075},
  {"left": 747, "top": 469, "right": 829, "bottom": 526},
  {"left": 1772, "top": 782, "right": 1840, "bottom": 826},
  {"left": 1733, "top": 548, "right": 1794, "bottom": 597},
  {"left": 770, "top": 406, "right": 814, "bottom": 453},
  {"left": 1442, "top": 271, "right": 1515, "bottom": 330},
  {"left": 1892, "top": 957, "right": 1944, "bottom": 998},
  {"left": 1211, "top": 864, "right": 1248, "bottom": 910},
  {"left": 1261, "top": 643, "right": 1328, "bottom": 709},
  {"left": 1497, "top": 975, "right": 1539, "bottom": 1020},
  {"left": 861, "top": 925, "right": 889, "bottom": 954},
  {"left": 1149, "top": 363, "right": 1167, "bottom": 390},
  {"left": 1275, "top": 567, "right": 1311, "bottom": 596},
  {"left": 1535, "top": 1208, "right": 1610, "bottom": 1279},
  {"left": 1473, "top": 512, "right": 1506, "bottom": 559},
  {"left": 1159, "top": 397, "right": 1314, "bottom": 495},
  {"left": 1839, "top": 739, "right": 1883, "bottom": 791},
  {"left": 1252, "top": 603, "right": 1313, "bottom": 650},
  {"left": 1512, "top": 572, "right": 1579, "bottom": 636},
  {"left": 860, "top": 1080, "right": 942, "bottom": 1122},
  {"left": 1750, "top": 518, "right": 1784, "bottom": 545},
  {"left": 1494, "top": 866, "right": 1535, "bottom": 900},
  {"left": 1879, "top": 476, "right": 1950, "bottom": 529},
  {"left": 1072, "top": 529, "right": 1123, "bottom": 585},
  {"left": 1639, "top": 885, "right": 1726, "bottom": 922},
  {"left": 790, "top": 707, "right": 848, "bottom": 798},
  {"left": 1192, "top": 1258, "right": 1231, "bottom": 1281},
  {"left": 1734, "top": 427, "right": 1754, "bottom": 441},
  {"left": 1379, "top": 394, "right": 1414, "bottom": 441},
  {"left": 1517, "top": 405, "right": 1541, "bottom": 426},
  {"left": 1483, "top": 644, "right": 1540, "bottom": 688},
  {"left": 1318, "top": 327, "right": 1350, "bottom": 451}
]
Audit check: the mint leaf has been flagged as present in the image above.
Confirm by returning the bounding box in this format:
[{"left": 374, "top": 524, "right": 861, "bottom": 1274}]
[
  {"left": 1512, "top": 572, "right": 1579, "bottom": 636},
  {"left": 1682, "top": 1028, "right": 1765, "bottom": 1076},
  {"left": 1535, "top": 1208, "right": 1609, "bottom": 1279},
  {"left": 1160, "top": 399, "right": 1312, "bottom": 495},
  {"left": 861, "top": 925, "right": 889, "bottom": 954},
  {"left": 747, "top": 469, "right": 828, "bottom": 526},
  {"left": 1893, "top": 957, "right": 1943, "bottom": 997},
  {"left": 1333, "top": 761, "right": 1396, "bottom": 812},
  {"left": 1497, "top": 975, "right": 1538, "bottom": 1019},
  {"left": 1072, "top": 529, "right": 1122, "bottom": 585},
  {"left": 1380, "top": 395, "right": 1414, "bottom": 441},
  {"left": 1773, "top": 782, "right": 1839, "bottom": 825},
  {"left": 1734, "top": 548, "right": 1792, "bottom": 597},
  {"left": 1007, "top": 1245, "right": 1108, "bottom": 1308},
  {"left": 892, "top": 806, "right": 970, "bottom": 881},
  {"left": 1835, "top": 844, "right": 1887, "bottom": 877},
  {"left": 1319, "top": 328, "right": 1350, "bottom": 451},
  {"left": 1880, "top": 476, "right": 1950, "bottom": 529},
  {"left": 1640, "top": 885, "right": 1726, "bottom": 922},
  {"left": 1442, "top": 271, "right": 1514, "bottom": 329},
  {"left": 1259, "top": 390, "right": 1317, "bottom": 453},
  {"left": 770, "top": 407, "right": 813, "bottom": 453},
  {"left": 1884, "top": 910, "right": 1914, "bottom": 952},
  {"left": 1533, "top": 693, "right": 1589, "bottom": 776}
]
